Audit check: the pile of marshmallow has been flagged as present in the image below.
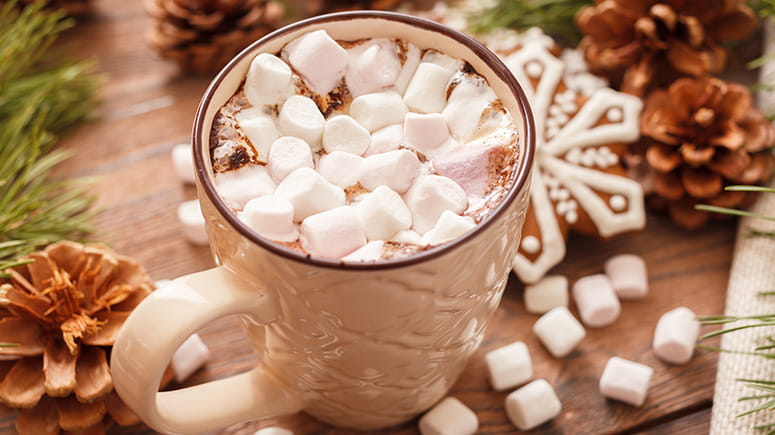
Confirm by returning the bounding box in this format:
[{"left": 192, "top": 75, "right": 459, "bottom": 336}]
[
  {"left": 416, "top": 254, "right": 702, "bottom": 433},
  {"left": 204, "top": 29, "right": 515, "bottom": 261}
]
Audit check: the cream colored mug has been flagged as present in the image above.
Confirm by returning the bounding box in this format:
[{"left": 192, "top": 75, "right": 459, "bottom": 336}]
[{"left": 111, "top": 11, "right": 535, "bottom": 434}]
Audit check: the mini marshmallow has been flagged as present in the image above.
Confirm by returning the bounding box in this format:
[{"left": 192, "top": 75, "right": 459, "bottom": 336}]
[
  {"left": 485, "top": 341, "right": 533, "bottom": 391},
  {"left": 599, "top": 357, "right": 653, "bottom": 407},
  {"left": 317, "top": 151, "right": 363, "bottom": 188},
  {"left": 432, "top": 145, "right": 503, "bottom": 197},
  {"left": 394, "top": 41, "right": 421, "bottom": 94},
  {"left": 365, "top": 124, "right": 404, "bottom": 156},
  {"left": 350, "top": 90, "right": 408, "bottom": 132},
  {"left": 533, "top": 306, "right": 586, "bottom": 358},
  {"left": 505, "top": 379, "right": 562, "bottom": 431},
  {"left": 275, "top": 167, "right": 345, "bottom": 221},
  {"left": 177, "top": 200, "right": 208, "bottom": 245},
  {"left": 254, "top": 427, "right": 293, "bottom": 435},
  {"left": 268, "top": 136, "right": 314, "bottom": 182},
  {"left": 524, "top": 275, "right": 569, "bottom": 314},
  {"left": 418, "top": 397, "right": 478, "bottom": 435},
  {"left": 238, "top": 195, "right": 299, "bottom": 242},
  {"left": 236, "top": 109, "right": 280, "bottom": 162},
  {"left": 342, "top": 241, "right": 385, "bottom": 262},
  {"left": 605, "top": 254, "right": 649, "bottom": 300},
  {"left": 390, "top": 229, "right": 424, "bottom": 245},
  {"left": 244, "top": 53, "right": 294, "bottom": 106},
  {"left": 278, "top": 95, "right": 325, "bottom": 151},
  {"left": 359, "top": 149, "right": 421, "bottom": 194},
  {"left": 171, "top": 143, "right": 195, "bottom": 184},
  {"left": 653, "top": 307, "right": 700, "bottom": 365},
  {"left": 300, "top": 206, "right": 366, "bottom": 258},
  {"left": 284, "top": 29, "right": 347, "bottom": 95},
  {"left": 356, "top": 186, "right": 412, "bottom": 240},
  {"left": 345, "top": 38, "right": 401, "bottom": 98},
  {"left": 572, "top": 274, "right": 621, "bottom": 328},
  {"left": 322, "top": 115, "right": 371, "bottom": 155},
  {"left": 422, "top": 50, "right": 464, "bottom": 72},
  {"left": 403, "top": 63, "right": 454, "bottom": 114},
  {"left": 171, "top": 333, "right": 210, "bottom": 383},
  {"left": 442, "top": 75, "right": 496, "bottom": 141},
  {"left": 421, "top": 210, "right": 476, "bottom": 246},
  {"left": 405, "top": 175, "right": 468, "bottom": 234},
  {"left": 214, "top": 164, "right": 276, "bottom": 209},
  {"left": 404, "top": 113, "right": 449, "bottom": 156}
]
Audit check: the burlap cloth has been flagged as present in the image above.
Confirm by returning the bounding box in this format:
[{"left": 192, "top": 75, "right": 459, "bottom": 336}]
[{"left": 709, "top": 19, "right": 775, "bottom": 435}]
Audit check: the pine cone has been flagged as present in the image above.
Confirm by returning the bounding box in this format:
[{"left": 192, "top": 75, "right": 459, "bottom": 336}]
[
  {"left": 639, "top": 77, "right": 775, "bottom": 229},
  {"left": 145, "top": 0, "right": 285, "bottom": 74},
  {"left": 0, "top": 241, "right": 166, "bottom": 434},
  {"left": 576, "top": 0, "right": 756, "bottom": 96},
  {"left": 0, "top": 0, "right": 91, "bottom": 15}
]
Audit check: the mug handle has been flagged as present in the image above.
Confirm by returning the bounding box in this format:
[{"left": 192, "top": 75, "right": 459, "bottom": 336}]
[{"left": 110, "top": 266, "right": 305, "bottom": 434}]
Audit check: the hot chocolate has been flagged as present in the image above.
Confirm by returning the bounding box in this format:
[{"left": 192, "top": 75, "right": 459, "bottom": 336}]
[{"left": 209, "top": 29, "right": 520, "bottom": 262}]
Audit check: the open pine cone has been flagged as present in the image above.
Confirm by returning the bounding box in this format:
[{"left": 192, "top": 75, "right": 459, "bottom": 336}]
[
  {"left": 0, "top": 241, "right": 157, "bottom": 434},
  {"left": 639, "top": 77, "right": 775, "bottom": 229},
  {"left": 576, "top": 0, "right": 757, "bottom": 96}
]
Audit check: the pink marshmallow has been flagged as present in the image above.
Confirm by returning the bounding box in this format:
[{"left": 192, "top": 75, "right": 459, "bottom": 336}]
[
  {"left": 403, "top": 113, "right": 449, "bottom": 156},
  {"left": 283, "top": 30, "right": 347, "bottom": 95},
  {"left": 432, "top": 145, "right": 505, "bottom": 197},
  {"left": 300, "top": 206, "right": 366, "bottom": 259},
  {"left": 599, "top": 356, "right": 653, "bottom": 407},
  {"left": 572, "top": 274, "right": 621, "bottom": 328},
  {"left": 653, "top": 307, "right": 699, "bottom": 365},
  {"left": 604, "top": 254, "right": 648, "bottom": 300}
]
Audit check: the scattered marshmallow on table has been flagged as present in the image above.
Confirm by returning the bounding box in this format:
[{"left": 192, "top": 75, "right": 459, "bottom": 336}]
[
  {"left": 356, "top": 185, "right": 412, "bottom": 240},
  {"left": 244, "top": 53, "right": 294, "bottom": 106},
  {"left": 350, "top": 90, "right": 408, "bottom": 132},
  {"left": 359, "top": 149, "right": 421, "bottom": 194},
  {"left": 605, "top": 254, "right": 649, "bottom": 300},
  {"left": 653, "top": 306, "right": 700, "bottom": 365},
  {"left": 214, "top": 164, "right": 276, "bottom": 209},
  {"left": 404, "top": 112, "right": 449, "bottom": 156},
  {"left": 405, "top": 175, "right": 468, "bottom": 234},
  {"left": 345, "top": 38, "right": 401, "bottom": 98},
  {"left": 533, "top": 306, "right": 586, "bottom": 358},
  {"left": 403, "top": 62, "right": 454, "bottom": 114},
  {"left": 418, "top": 397, "right": 478, "bottom": 435},
  {"left": 342, "top": 241, "right": 385, "bottom": 262},
  {"left": 317, "top": 151, "right": 363, "bottom": 188},
  {"left": 283, "top": 29, "right": 347, "bottom": 95},
  {"left": 238, "top": 195, "right": 299, "bottom": 242},
  {"left": 278, "top": 95, "right": 325, "bottom": 151},
  {"left": 599, "top": 356, "right": 653, "bottom": 407},
  {"left": 485, "top": 341, "right": 533, "bottom": 391},
  {"left": 421, "top": 210, "right": 476, "bottom": 246},
  {"left": 524, "top": 275, "right": 569, "bottom": 314},
  {"left": 322, "top": 115, "right": 371, "bottom": 155},
  {"left": 275, "top": 167, "right": 345, "bottom": 221},
  {"left": 236, "top": 109, "right": 280, "bottom": 163},
  {"left": 505, "top": 379, "right": 562, "bottom": 431},
  {"left": 171, "top": 333, "right": 210, "bottom": 383},
  {"left": 254, "top": 427, "right": 293, "bottom": 435},
  {"left": 171, "top": 143, "right": 195, "bottom": 184},
  {"left": 267, "top": 136, "right": 314, "bottom": 182},
  {"left": 572, "top": 274, "right": 621, "bottom": 328},
  {"left": 177, "top": 200, "right": 208, "bottom": 245},
  {"left": 300, "top": 206, "right": 365, "bottom": 259}
]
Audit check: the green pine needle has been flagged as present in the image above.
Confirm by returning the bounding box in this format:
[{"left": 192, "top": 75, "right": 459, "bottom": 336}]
[{"left": 468, "top": 0, "right": 590, "bottom": 45}]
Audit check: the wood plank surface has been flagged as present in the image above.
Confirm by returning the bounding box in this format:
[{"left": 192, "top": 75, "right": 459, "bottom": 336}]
[{"left": 0, "top": 0, "right": 739, "bottom": 433}]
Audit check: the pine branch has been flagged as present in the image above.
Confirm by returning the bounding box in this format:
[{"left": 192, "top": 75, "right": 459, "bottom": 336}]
[{"left": 468, "top": 0, "right": 591, "bottom": 45}]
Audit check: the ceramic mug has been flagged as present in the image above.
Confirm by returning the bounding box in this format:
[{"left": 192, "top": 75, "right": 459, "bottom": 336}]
[{"left": 111, "top": 11, "right": 535, "bottom": 434}]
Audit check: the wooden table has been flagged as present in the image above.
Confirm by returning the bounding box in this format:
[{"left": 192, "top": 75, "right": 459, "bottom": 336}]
[{"left": 0, "top": 1, "right": 739, "bottom": 433}]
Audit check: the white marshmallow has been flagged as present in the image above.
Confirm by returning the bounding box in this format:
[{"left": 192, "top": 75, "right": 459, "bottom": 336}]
[
  {"left": 403, "top": 113, "right": 450, "bottom": 156},
  {"left": 405, "top": 175, "right": 468, "bottom": 234},
  {"left": 365, "top": 124, "right": 404, "bottom": 156},
  {"left": 342, "top": 241, "right": 385, "bottom": 262},
  {"left": 278, "top": 95, "right": 325, "bottom": 151},
  {"left": 485, "top": 341, "right": 533, "bottom": 391},
  {"left": 275, "top": 167, "right": 345, "bottom": 221},
  {"left": 171, "top": 333, "right": 210, "bottom": 383},
  {"left": 268, "top": 136, "right": 314, "bottom": 182},
  {"left": 403, "top": 63, "right": 454, "bottom": 114},
  {"left": 322, "top": 115, "right": 371, "bottom": 155},
  {"left": 244, "top": 53, "right": 294, "bottom": 106},
  {"left": 421, "top": 50, "right": 464, "bottom": 72},
  {"left": 418, "top": 397, "right": 478, "bottom": 435},
  {"left": 442, "top": 75, "right": 496, "bottom": 141},
  {"left": 317, "top": 151, "right": 364, "bottom": 188},
  {"left": 605, "top": 254, "right": 649, "bottom": 300},
  {"left": 394, "top": 41, "right": 421, "bottom": 95},
  {"left": 300, "top": 206, "right": 366, "bottom": 259},
  {"left": 214, "top": 164, "right": 276, "bottom": 209},
  {"left": 177, "top": 200, "right": 208, "bottom": 245},
  {"left": 171, "top": 144, "right": 195, "bottom": 184},
  {"left": 236, "top": 109, "right": 280, "bottom": 163},
  {"left": 533, "top": 306, "right": 586, "bottom": 358},
  {"left": 505, "top": 379, "right": 562, "bottom": 431},
  {"left": 599, "top": 356, "right": 653, "bottom": 407},
  {"left": 284, "top": 29, "right": 347, "bottom": 95},
  {"left": 350, "top": 90, "right": 408, "bottom": 132},
  {"left": 254, "top": 427, "right": 293, "bottom": 435},
  {"left": 653, "top": 307, "right": 699, "bottom": 365},
  {"left": 524, "top": 275, "right": 569, "bottom": 314},
  {"left": 345, "top": 38, "right": 401, "bottom": 98},
  {"left": 390, "top": 229, "right": 424, "bottom": 245},
  {"left": 359, "top": 149, "right": 421, "bottom": 194},
  {"left": 421, "top": 210, "right": 476, "bottom": 246},
  {"left": 238, "top": 195, "right": 299, "bottom": 242},
  {"left": 572, "top": 274, "right": 621, "bottom": 328},
  {"left": 356, "top": 186, "right": 412, "bottom": 240}
]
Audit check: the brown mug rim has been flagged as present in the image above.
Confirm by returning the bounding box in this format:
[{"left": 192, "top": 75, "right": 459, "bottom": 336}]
[{"left": 192, "top": 10, "right": 536, "bottom": 270}]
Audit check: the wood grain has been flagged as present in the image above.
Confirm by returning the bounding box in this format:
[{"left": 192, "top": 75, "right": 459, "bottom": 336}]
[{"left": 0, "top": 0, "right": 739, "bottom": 433}]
